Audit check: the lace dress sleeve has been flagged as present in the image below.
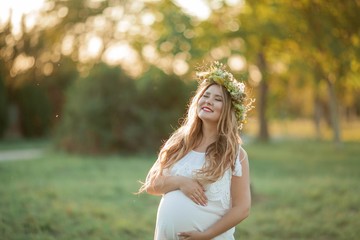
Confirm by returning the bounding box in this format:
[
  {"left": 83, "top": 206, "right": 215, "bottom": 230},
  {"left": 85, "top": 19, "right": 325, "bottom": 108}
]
[
  {"left": 232, "top": 146, "right": 247, "bottom": 177},
  {"left": 206, "top": 147, "right": 248, "bottom": 209}
]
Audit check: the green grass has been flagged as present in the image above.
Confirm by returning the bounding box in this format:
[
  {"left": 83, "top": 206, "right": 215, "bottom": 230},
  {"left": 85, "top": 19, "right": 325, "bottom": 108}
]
[
  {"left": 240, "top": 141, "right": 360, "bottom": 240},
  {"left": 0, "top": 140, "right": 359, "bottom": 240}
]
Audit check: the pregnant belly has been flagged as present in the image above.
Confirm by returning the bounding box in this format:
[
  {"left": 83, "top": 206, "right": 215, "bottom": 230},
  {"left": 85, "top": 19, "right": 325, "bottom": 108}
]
[{"left": 155, "top": 191, "right": 224, "bottom": 239}]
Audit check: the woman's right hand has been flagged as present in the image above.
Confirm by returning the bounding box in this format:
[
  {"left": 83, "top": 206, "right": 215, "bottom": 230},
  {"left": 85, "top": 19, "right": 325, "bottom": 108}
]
[{"left": 178, "top": 177, "right": 208, "bottom": 206}]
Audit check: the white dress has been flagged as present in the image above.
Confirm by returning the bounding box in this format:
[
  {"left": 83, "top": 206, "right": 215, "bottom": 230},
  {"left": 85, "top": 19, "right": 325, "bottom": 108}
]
[{"left": 155, "top": 149, "right": 245, "bottom": 240}]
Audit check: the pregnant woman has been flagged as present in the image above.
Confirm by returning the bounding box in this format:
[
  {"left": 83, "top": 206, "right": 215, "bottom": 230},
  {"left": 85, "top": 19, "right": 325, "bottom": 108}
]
[{"left": 139, "top": 61, "right": 254, "bottom": 240}]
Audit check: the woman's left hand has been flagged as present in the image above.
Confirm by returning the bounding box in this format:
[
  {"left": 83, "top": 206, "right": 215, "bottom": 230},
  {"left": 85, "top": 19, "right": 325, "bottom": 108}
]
[{"left": 177, "top": 231, "right": 210, "bottom": 240}]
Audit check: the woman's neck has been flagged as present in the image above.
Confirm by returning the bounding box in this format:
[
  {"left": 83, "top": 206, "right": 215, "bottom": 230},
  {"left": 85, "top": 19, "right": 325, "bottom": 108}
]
[
  {"left": 202, "top": 124, "right": 217, "bottom": 141},
  {"left": 194, "top": 122, "right": 218, "bottom": 152}
]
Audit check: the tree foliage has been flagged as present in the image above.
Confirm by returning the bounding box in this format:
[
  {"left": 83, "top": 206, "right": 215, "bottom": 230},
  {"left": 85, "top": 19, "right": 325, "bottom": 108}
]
[
  {"left": 136, "top": 66, "right": 196, "bottom": 150},
  {"left": 55, "top": 63, "right": 195, "bottom": 154},
  {"left": 1, "top": 0, "right": 359, "bottom": 150},
  {"left": 205, "top": 0, "right": 360, "bottom": 142},
  {"left": 56, "top": 63, "right": 137, "bottom": 153}
]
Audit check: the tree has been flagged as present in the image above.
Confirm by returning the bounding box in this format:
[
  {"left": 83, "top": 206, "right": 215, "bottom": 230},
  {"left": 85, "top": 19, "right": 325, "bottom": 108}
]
[
  {"left": 0, "top": 74, "right": 7, "bottom": 137},
  {"left": 218, "top": 0, "right": 293, "bottom": 141},
  {"left": 136, "top": 65, "right": 196, "bottom": 150},
  {"left": 292, "top": 0, "right": 360, "bottom": 144},
  {"left": 56, "top": 63, "right": 138, "bottom": 153}
]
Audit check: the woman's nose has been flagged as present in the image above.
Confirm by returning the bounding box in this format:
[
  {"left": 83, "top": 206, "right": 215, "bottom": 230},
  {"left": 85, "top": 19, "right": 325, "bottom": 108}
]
[{"left": 206, "top": 99, "right": 214, "bottom": 106}]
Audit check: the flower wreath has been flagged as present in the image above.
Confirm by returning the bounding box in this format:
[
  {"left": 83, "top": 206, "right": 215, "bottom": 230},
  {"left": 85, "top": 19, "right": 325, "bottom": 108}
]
[{"left": 196, "top": 61, "right": 255, "bottom": 129}]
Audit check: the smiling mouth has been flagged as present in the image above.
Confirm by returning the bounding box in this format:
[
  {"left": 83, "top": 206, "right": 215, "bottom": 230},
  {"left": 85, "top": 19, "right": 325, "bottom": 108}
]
[{"left": 201, "top": 107, "right": 213, "bottom": 112}]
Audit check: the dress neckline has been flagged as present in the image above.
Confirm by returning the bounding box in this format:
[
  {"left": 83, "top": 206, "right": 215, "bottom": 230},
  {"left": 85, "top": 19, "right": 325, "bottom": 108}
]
[{"left": 191, "top": 150, "right": 206, "bottom": 154}]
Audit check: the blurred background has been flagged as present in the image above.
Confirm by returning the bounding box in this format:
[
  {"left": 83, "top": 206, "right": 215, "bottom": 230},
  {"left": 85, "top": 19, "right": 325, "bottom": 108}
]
[{"left": 0, "top": 0, "right": 359, "bottom": 239}]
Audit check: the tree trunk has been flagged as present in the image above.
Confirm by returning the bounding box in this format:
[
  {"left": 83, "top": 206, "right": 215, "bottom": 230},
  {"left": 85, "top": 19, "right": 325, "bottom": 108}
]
[
  {"left": 4, "top": 103, "right": 22, "bottom": 139},
  {"left": 313, "top": 68, "right": 323, "bottom": 140},
  {"left": 325, "top": 77, "right": 341, "bottom": 145},
  {"left": 313, "top": 89, "right": 322, "bottom": 140},
  {"left": 257, "top": 51, "right": 269, "bottom": 141}
]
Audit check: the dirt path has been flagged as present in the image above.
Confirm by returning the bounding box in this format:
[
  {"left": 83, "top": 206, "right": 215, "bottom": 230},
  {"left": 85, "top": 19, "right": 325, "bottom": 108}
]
[{"left": 0, "top": 149, "right": 44, "bottom": 162}]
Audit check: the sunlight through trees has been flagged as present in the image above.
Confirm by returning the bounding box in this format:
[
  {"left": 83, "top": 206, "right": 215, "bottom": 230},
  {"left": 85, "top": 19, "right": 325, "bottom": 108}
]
[{"left": 1, "top": 0, "right": 359, "bottom": 152}]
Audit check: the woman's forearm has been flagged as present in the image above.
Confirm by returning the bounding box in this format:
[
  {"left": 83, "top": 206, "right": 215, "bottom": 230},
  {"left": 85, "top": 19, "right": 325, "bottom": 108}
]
[
  {"left": 204, "top": 205, "right": 250, "bottom": 239},
  {"left": 201, "top": 152, "right": 252, "bottom": 238},
  {"left": 146, "top": 175, "right": 184, "bottom": 195},
  {"left": 147, "top": 175, "right": 208, "bottom": 206}
]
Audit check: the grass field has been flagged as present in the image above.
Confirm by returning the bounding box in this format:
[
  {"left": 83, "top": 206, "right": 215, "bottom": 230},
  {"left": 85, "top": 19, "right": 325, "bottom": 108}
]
[{"left": 0, "top": 140, "right": 359, "bottom": 240}]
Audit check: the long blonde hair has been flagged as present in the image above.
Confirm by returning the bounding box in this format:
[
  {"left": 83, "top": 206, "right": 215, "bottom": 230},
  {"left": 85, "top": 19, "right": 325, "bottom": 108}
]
[{"left": 139, "top": 81, "right": 241, "bottom": 192}]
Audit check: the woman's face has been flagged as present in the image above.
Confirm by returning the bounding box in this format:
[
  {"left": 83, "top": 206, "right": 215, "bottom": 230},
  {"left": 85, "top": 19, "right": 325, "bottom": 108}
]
[{"left": 197, "top": 84, "right": 224, "bottom": 125}]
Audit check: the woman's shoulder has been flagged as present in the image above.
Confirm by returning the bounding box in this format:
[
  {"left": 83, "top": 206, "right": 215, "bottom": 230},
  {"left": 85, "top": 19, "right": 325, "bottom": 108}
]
[
  {"left": 232, "top": 145, "right": 248, "bottom": 176},
  {"left": 237, "top": 145, "right": 248, "bottom": 161}
]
